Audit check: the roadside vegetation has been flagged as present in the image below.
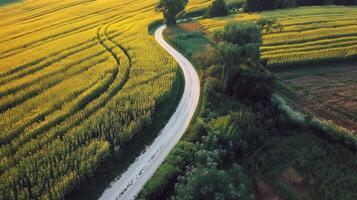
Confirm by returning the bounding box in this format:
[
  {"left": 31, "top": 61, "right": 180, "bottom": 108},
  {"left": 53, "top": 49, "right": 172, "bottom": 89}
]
[{"left": 139, "top": 2, "right": 357, "bottom": 199}]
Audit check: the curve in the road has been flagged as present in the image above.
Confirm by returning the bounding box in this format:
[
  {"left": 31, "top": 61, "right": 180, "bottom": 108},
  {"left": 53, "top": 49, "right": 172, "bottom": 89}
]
[{"left": 98, "top": 24, "right": 200, "bottom": 200}]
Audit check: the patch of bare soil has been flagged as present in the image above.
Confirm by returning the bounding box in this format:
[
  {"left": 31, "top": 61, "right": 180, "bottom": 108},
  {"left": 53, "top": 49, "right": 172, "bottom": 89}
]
[{"left": 280, "top": 64, "right": 357, "bottom": 132}]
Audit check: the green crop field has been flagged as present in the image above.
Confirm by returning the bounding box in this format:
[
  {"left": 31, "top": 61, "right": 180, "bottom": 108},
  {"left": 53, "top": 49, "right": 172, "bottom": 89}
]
[{"left": 199, "top": 6, "right": 357, "bottom": 68}]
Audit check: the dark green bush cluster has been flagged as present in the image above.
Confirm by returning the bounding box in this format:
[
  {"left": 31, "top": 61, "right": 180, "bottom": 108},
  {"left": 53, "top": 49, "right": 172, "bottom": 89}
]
[
  {"left": 248, "top": 133, "right": 357, "bottom": 200},
  {"left": 246, "top": 0, "right": 357, "bottom": 11},
  {"left": 212, "top": 21, "right": 275, "bottom": 102},
  {"left": 204, "top": 0, "right": 229, "bottom": 18},
  {"left": 175, "top": 165, "right": 251, "bottom": 200}
]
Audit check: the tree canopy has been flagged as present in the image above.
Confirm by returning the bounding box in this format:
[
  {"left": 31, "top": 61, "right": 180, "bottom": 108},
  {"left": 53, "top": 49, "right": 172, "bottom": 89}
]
[
  {"left": 212, "top": 21, "right": 274, "bottom": 101},
  {"left": 246, "top": 0, "right": 357, "bottom": 11},
  {"left": 156, "top": 0, "right": 189, "bottom": 26},
  {"left": 204, "top": 0, "right": 229, "bottom": 18}
]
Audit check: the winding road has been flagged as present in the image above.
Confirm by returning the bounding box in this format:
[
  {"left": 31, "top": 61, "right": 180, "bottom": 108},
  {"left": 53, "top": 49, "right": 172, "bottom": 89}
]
[{"left": 98, "top": 24, "right": 200, "bottom": 200}]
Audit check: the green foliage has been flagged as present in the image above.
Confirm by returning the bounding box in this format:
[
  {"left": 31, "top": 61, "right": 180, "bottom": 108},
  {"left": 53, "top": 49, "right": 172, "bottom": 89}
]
[
  {"left": 175, "top": 166, "right": 252, "bottom": 200},
  {"left": 246, "top": 0, "right": 296, "bottom": 11},
  {"left": 248, "top": 133, "right": 357, "bottom": 200},
  {"left": 232, "top": 65, "right": 275, "bottom": 101},
  {"left": 0, "top": 0, "right": 21, "bottom": 6},
  {"left": 246, "top": 0, "right": 357, "bottom": 11},
  {"left": 213, "top": 21, "right": 262, "bottom": 47},
  {"left": 137, "top": 141, "right": 196, "bottom": 200},
  {"left": 155, "top": 0, "right": 189, "bottom": 26},
  {"left": 206, "top": 65, "right": 223, "bottom": 79},
  {"left": 148, "top": 10, "right": 357, "bottom": 200},
  {"left": 212, "top": 20, "right": 274, "bottom": 101},
  {"left": 213, "top": 21, "right": 262, "bottom": 93},
  {"left": 204, "top": 0, "right": 229, "bottom": 18}
]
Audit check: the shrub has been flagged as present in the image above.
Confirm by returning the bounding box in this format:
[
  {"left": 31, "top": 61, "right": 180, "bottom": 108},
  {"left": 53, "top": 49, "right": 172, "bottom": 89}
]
[
  {"left": 206, "top": 64, "right": 223, "bottom": 79},
  {"left": 175, "top": 166, "right": 252, "bottom": 200},
  {"left": 204, "top": 0, "right": 229, "bottom": 18},
  {"left": 232, "top": 65, "right": 275, "bottom": 102},
  {"left": 246, "top": 0, "right": 357, "bottom": 11}
]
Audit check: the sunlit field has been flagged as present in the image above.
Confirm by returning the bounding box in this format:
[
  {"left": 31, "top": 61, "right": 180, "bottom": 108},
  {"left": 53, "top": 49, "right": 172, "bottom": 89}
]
[
  {"left": 199, "top": 6, "right": 357, "bottom": 68},
  {"left": 197, "top": 6, "right": 357, "bottom": 133},
  {"left": 0, "top": 0, "right": 211, "bottom": 199}
]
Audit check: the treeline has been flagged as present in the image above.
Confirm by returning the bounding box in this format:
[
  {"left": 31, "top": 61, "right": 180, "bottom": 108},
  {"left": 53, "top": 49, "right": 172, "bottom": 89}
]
[{"left": 246, "top": 0, "right": 357, "bottom": 11}]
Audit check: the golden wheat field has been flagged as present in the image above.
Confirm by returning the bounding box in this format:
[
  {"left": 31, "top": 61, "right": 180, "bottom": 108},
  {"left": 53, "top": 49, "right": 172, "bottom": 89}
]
[
  {"left": 0, "top": 0, "right": 212, "bottom": 199},
  {"left": 199, "top": 6, "right": 357, "bottom": 68}
]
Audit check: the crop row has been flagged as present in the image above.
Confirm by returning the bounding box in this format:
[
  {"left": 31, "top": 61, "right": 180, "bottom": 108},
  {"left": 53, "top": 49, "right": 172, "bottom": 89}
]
[{"left": 198, "top": 6, "right": 357, "bottom": 68}]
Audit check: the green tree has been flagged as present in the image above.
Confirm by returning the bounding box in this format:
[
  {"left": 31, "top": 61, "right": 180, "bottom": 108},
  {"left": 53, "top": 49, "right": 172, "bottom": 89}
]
[
  {"left": 212, "top": 21, "right": 262, "bottom": 93},
  {"left": 212, "top": 21, "right": 275, "bottom": 101},
  {"left": 232, "top": 65, "right": 275, "bottom": 101},
  {"left": 155, "top": 0, "right": 189, "bottom": 26},
  {"left": 205, "top": 0, "right": 229, "bottom": 18}
]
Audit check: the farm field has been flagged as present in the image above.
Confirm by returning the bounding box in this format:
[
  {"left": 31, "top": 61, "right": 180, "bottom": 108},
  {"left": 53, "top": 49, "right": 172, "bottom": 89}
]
[
  {"left": 277, "top": 63, "right": 357, "bottom": 132},
  {"left": 199, "top": 6, "right": 357, "bottom": 68},
  {"left": 197, "top": 6, "right": 357, "bottom": 133},
  {"left": 0, "top": 0, "right": 212, "bottom": 199}
]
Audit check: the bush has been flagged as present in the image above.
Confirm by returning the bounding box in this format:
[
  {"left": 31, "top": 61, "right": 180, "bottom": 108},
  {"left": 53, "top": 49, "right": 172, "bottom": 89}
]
[
  {"left": 192, "top": 47, "right": 220, "bottom": 68},
  {"left": 246, "top": 0, "right": 296, "bottom": 11},
  {"left": 232, "top": 65, "right": 275, "bottom": 102},
  {"left": 212, "top": 20, "right": 275, "bottom": 102},
  {"left": 175, "top": 166, "right": 252, "bottom": 200},
  {"left": 204, "top": 0, "right": 229, "bottom": 18},
  {"left": 206, "top": 65, "right": 223, "bottom": 79},
  {"left": 246, "top": 0, "right": 357, "bottom": 11}
]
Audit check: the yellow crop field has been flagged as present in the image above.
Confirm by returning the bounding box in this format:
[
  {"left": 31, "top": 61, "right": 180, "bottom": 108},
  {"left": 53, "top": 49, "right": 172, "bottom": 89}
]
[
  {"left": 0, "top": 0, "right": 212, "bottom": 199},
  {"left": 199, "top": 6, "right": 357, "bottom": 68}
]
